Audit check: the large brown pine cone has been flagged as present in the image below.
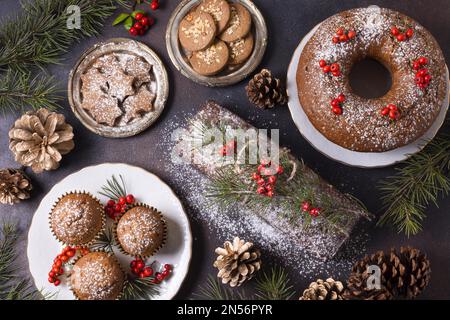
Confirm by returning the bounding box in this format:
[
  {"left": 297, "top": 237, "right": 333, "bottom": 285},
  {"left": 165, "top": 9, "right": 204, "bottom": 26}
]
[
  {"left": 246, "top": 69, "right": 287, "bottom": 109},
  {"left": 344, "top": 247, "right": 431, "bottom": 300}
]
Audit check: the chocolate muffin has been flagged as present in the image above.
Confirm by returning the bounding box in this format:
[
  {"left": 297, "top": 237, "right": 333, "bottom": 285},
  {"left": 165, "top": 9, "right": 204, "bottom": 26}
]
[
  {"left": 115, "top": 205, "right": 166, "bottom": 257},
  {"left": 70, "top": 252, "right": 125, "bottom": 300},
  {"left": 296, "top": 7, "right": 447, "bottom": 152},
  {"left": 50, "top": 192, "right": 104, "bottom": 245}
]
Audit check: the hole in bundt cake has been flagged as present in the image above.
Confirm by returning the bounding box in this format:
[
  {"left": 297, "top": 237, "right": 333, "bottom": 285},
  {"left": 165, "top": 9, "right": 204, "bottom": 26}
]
[{"left": 349, "top": 58, "right": 392, "bottom": 99}]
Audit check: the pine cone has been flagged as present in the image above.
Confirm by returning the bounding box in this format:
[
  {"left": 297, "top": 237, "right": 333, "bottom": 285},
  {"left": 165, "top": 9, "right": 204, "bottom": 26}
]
[
  {"left": 9, "top": 108, "right": 75, "bottom": 173},
  {"left": 344, "top": 247, "right": 431, "bottom": 300},
  {"left": 213, "top": 237, "right": 261, "bottom": 287},
  {"left": 246, "top": 69, "right": 287, "bottom": 109},
  {"left": 299, "top": 278, "right": 344, "bottom": 300},
  {"left": 0, "top": 168, "right": 32, "bottom": 205}
]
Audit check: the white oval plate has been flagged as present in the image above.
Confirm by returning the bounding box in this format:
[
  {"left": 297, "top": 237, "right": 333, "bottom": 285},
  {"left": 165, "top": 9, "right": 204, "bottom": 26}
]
[
  {"left": 27, "top": 163, "right": 192, "bottom": 300},
  {"left": 286, "top": 23, "right": 449, "bottom": 168}
]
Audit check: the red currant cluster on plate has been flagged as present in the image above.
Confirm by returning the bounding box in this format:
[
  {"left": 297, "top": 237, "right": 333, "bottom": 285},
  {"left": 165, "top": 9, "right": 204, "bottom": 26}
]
[
  {"left": 413, "top": 57, "right": 431, "bottom": 89},
  {"left": 391, "top": 26, "right": 414, "bottom": 42},
  {"left": 319, "top": 59, "right": 341, "bottom": 77},
  {"left": 219, "top": 140, "right": 237, "bottom": 157},
  {"left": 330, "top": 94, "right": 346, "bottom": 115},
  {"left": 104, "top": 194, "right": 135, "bottom": 219},
  {"left": 252, "top": 160, "right": 284, "bottom": 198},
  {"left": 129, "top": 12, "right": 155, "bottom": 37},
  {"left": 380, "top": 104, "right": 401, "bottom": 121},
  {"left": 130, "top": 258, "right": 172, "bottom": 284},
  {"left": 332, "top": 27, "right": 356, "bottom": 44},
  {"left": 301, "top": 201, "right": 321, "bottom": 218},
  {"left": 48, "top": 246, "right": 89, "bottom": 286}
]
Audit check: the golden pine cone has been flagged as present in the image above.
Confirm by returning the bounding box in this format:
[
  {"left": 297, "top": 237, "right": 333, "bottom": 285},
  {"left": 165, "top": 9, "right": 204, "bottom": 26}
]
[
  {"left": 0, "top": 168, "right": 32, "bottom": 205},
  {"left": 213, "top": 237, "right": 261, "bottom": 287},
  {"left": 246, "top": 69, "right": 287, "bottom": 109},
  {"left": 9, "top": 108, "right": 75, "bottom": 173},
  {"left": 343, "top": 247, "right": 431, "bottom": 300},
  {"left": 300, "top": 278, "right": 344, "bottom": 300}
]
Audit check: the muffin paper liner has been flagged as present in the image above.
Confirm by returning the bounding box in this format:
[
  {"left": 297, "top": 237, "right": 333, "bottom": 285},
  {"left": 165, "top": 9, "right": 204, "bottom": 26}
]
[
  {"left": 69, "top": 249, "right": 126, "bottom": 300},
  {"left": 49, "top": 191, "right": 106, "bottom": 248},
  {"left": 113, "top": 202, "right": 167, "bottom": 259}
]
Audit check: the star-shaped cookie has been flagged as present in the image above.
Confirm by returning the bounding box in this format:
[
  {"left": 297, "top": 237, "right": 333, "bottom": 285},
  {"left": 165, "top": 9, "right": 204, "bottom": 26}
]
[
  {"left": 81, "top": 93, "right": 122, "bottom": 127},
  {"left": 123, "top": 55, "right": 153, "bottom": 87},
  {"left": 81, "top": 68, "right": 108, "bottom": 94},
  {"left": 122, "top": 86, "right": 156, "bottom": 123}
]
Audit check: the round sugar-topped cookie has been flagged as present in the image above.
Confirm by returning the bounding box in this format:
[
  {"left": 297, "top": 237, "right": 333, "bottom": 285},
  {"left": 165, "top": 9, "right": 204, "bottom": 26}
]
[
  {"left": 197, "top": 0, "right": 231, "bottom": 33},
  {"left": 219, "top": 3, "right": 252, "bottom": 42},
  {"left": 228, "top": 32, "right": 254, "bottom": 65},
  {"left": 179, "top": 11, "right": 217, "bottom": 51},
  {"left": 189, "top": 40, "right": 230, "bottom": 76}
]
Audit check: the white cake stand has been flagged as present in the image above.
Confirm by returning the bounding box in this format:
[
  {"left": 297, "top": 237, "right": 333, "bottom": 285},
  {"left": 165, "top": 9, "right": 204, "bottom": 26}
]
[
  {"left": 286, "top": 23, "right": 449, "bottom": 168},
  {"left": 27, "top": 163, "right": 192, "bottom": 300}
]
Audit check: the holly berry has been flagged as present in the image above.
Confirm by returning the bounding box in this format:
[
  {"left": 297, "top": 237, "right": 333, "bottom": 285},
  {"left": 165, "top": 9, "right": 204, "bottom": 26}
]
[
  {"left": 276, "top": 165, "right": 284, "bottom": 175},
  {"left": 136, "top": 261, "right": 145, "bottom": 270},
  {"left": 48, "top": 277, "right": 55, "bottom": 283},
  {"left": 391, "top": 27, "right": 399, "bottom": 36},
  {"left": 332, "top": 36, "right": 339, "bottom": 44},
  {"left": 257, "top": 178, "right": 266, "bottom": 186},
  {"left": 319, "top": 59, "right": 327, "bottom": 68},
  {"left": 348, "top": 30, "right": 356, "bottom": 39},
  {"left": 114, "top": 203, "right": 122, "bottom": 212},
  {"left": 135, "top": 12, "right": 144, "bottom": 21},
  {"left": 330, "top": 99, "right": 339, "bottom": 107},
  {"left": 143, "top": 266, "right": 154, "bottom": 277},
  {"left": 134, "top": 22, "right": 143, "bottom": 30},
  {"left": 129, "top": 27, "right": 138, "bottom": 36},
  {"left": 66, "top": 250, "right": 75, "bottom": 257},
  {"left": 339, "top": 34, "right": 348, "bottom": 42},
  {"left": 141, "top": 16, "right": 152, "bottom": 27},
  {"left": 330, "top": 63, "right": 340, "bottom": 73},
  {"left": 413, "top": 61, "right": 421, "bottom": 70},
  {"left": 397, "top": 34, "right": 406, "bottom": 42},
  {"left": 60, "top": 255, "right": 69, "bottom": 262},
  {"left": 126, "top": 194, "right": 135, "bottom": 204},
  {"left": 405, "top": 28, "right": 414, "bottom": 38},
  {"left": 156, "top": 272, "right": 164, "bottom": 282},
  {"left": 118, "top": 197, "right": 126, "bottom": 205},
  {"left": 252, "top": 173, "right": 261, "bottom": 181},
  {"left": 265, "top": 184, "right": 273, "bottom": 192},
  {"left": 389, "top": 109, "right": 400, "bottom": 120},
  {"left": 337, "top": 94, "right": 346, "bottom": 103},
  {"left": 332, "top": 106, "right": 343, "bottom": 115},
  {"left": 257, "top": 186, "right": 266, "bottom": 194},
  {"left": 151, "top": 0, "right": 159, "bottom": 10},
  {"left": 322, "top": 65, "right": 331, "bottom": 73},
  {"left": 162, "top": 270, "right": 170, "bottom": 277},
  {"left": 309, "top": 208, "right": 321, "bottom": 217},
  {"left": 418, "top": 57, "right": 428, "bottom": 65},
  {"left": 107, "top": 200, "right": 115, "bottom": 207},
  {"left": 54, "top": 279, "right": 61, "bottom": 286},
  {"left": 268, "top": 175, "right": 277, "bottom": 184},
  {"left": 380, "top": 107, "right": 389, "bottom": 116},
  {"left": 266, "top": 190, "right": 274, "bottom": 198},
  {"left": 301, "top": 201, "right": 311, "bottom": 212},
  {"left": 336, "top": 27, "right": 344, "bottom": 36},
  {"left": 164, "top": 264, "right": 172, "bottom": 271},
  {"left": 130, "top": 260, "right": 137, "bottom": 268}
]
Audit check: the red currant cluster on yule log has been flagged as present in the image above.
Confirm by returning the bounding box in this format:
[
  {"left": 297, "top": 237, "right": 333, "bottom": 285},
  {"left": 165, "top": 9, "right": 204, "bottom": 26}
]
[
  {"left": 48, "top": 246, "right": 90, "bottom": 286},
  {"left": 251, "top": 160, "right": 284, "bottom": 198},
  {"left": 130, "top": 258, "right": 172, "bottom": 284}
]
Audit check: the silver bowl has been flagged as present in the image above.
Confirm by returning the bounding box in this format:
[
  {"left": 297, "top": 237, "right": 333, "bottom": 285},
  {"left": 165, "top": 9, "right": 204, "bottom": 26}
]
[
  {"left": 68, "top": 38, "right": 169, "bottom": 138},
  {"left": 166, "top": 0, "right": 268, "bottom": 87}
]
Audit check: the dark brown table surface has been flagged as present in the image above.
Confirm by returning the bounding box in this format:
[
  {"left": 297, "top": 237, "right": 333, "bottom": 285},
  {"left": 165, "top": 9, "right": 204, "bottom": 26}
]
[{"left": 0, "top": 0, "right": 449, "bottom": 299}]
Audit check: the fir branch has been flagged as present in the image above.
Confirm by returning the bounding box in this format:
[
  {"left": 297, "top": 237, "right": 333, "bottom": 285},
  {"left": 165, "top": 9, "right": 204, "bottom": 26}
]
[
  {"left": 0, "top": 0, "right": 117, "bottom": 72},
  {"left": 255, "top": 267, "right": 295, "bottom": 300},
  {"left": 377, "top": 133, "right": 450, "bottom": 236},
  {"left": 193, "top": 275, "right": 245, "bottom": 300},
  {"left": 90, "top": 226, "right": 115, "bottom": 253},
  {"left": 99, "top": 175, "right": 127, "bottom": 201},
  {"left": 121, "top": 276, "right": 160, "bottom": 300},
  {"left": 0, "top": 70, "right": 60, "bottom": 113}
]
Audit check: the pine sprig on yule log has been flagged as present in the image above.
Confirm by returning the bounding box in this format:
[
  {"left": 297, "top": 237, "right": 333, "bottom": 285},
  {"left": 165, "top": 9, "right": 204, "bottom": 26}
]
[
  {"left": 378, "top": 130, "right": 450, "bottom": 236},
  {"left": 207, "top": 148, "right": 371, "bottom": 237}
]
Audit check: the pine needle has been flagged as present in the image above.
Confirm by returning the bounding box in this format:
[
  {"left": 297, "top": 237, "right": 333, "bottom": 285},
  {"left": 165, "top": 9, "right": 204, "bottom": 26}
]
[
  {"left": 377, "top": 133, "right": 450, "bottom": 236},
  {"left": 90, "top": 226, "right": 115, "bottom": 253},
  {"left": 193, "top": 275, "right": 245, "bottom": 300},
  {"left": 255, "top": 267, "right": 295, "bottom": 300},
  {"left": 99, "top": 175, "right": 127, "bottom": 201},
  {"left": 121, "top": 276, "right": 160, "bottom": 300}
]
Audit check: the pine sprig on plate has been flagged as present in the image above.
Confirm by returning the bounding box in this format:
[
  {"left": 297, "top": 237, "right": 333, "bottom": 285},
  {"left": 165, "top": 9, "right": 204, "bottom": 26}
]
[
  {"left": 121, "top": 276, "right": 160, "bottom": 300},
  {"left": 90, "top": 226, "right": 116, "bottom": 253},
  {"left": 99, "top": 175, "right": 128, "bottom": 201},
  {"left": 377, "top": 132, "right": 450, "bottom": 236}
]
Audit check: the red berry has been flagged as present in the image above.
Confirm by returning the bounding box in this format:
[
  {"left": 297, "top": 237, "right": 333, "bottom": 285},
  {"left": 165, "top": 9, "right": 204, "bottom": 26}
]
[
  {"left": 257, "top": 164, "right": 264, "bottom": 173},
  {"left": 387, "top": 104, "right": 397, "bottom": 111},
  {"left": 107, "top": 200, "right": 115, "bottom": 207},
  {"left": 135, "top": 13, "right": 144, "bottom": 21},
  {"left": 66, "top": 250, "right": 75, "bottom": 257},
  {"left": 48, "top": 277, "right": 55, "bottom": 283},
  {"left": 310, "top": 208, "right": 320, "bottom": 217},
  {"left": 151, "top": 1, "right": 159, "bottom": 10},
  {"left": 136, "top": 261, "right": 145, "bottom": 270},
  {"left": 129, "top": 27, "right": 138, "bottom": 36},
  {"left": 143, "top": 266, "right": 153, "bottom": 277},
  {"left": 418, "top": 57, "right": 428, "bottom": 65},
  {"left": 60, "top": 255, "right": 69, "bottom": 262},
  {"left": 257, "top": 178, "right": 266, "bottom": 186},
  {"left": 257, "top": 186, "right": 266, "bottom": 194},
  {"left": 252, "top": 173, "right": 261, "bottom": 181},
  {"left": 54, "top": 279, "right": 61, "bottom": 286},
  {"left": 152, "top": 278, "right": 160, "bottom": 284},
  {"left": 139, "top": 29, "right": 145, "bottom": 36},
  {"left": 119, "top": 197, "right": 126, "bottom": 205},
  {"left": 424, "top": 74, "right": 432, "bottom": 82},
  {"left": 141, "top": 16, "right": 150, "bottom": 26},
  {"left": 162, "top": 270, "right": 170, "bottom": 277},
  {"left": 406, "top": 28, "right": 414, "bottom": 38},
  {"left": 260, "top": 159, "right": 271, "bottom": 166},
  {"left": 156, "top": 272, "right": 164, "bottom": 282},
  {"left": 413, "top": 61, "right": 421, "bottom": 70},
  {"left": 164, "top": 264, "right": 172, "bottom": 271},
  {"left": 348, "top": 30, "right": 356, "bottom": 39},
  {"left": 139, "top": 272, "right": 146, "bottom": 278},
  {"left": 415, "top": 77, "right": 422, "bottom": 84},
  {"left": 265, "top": 184, "right": 273, "bottom": 192},
  {"left": 276, "top": 165, "right": 284, "bottom": 175},
  {"left": 397, "top": 34, "right": 406, "bottom": 41},
  {"left": 332, "top": 36, "right": 339, "bottom": 44},
  {"left": 268, "top": 175, "right": 277, "bottom": 184},
  {"left": 389, "top": 109, "right": 400, "bottom": 120},
  {"left": 332, "top": 106, "right": 343, "bottom": 115},
  {"left": 134, "top": 22, "right": 143, "bottom": 30},
  {"left": 322, "top": 65, "right": 331, "bottom": 73},
  {"left": 391, "top": 27, "right": 399, "bottom": 36},
  {"left": 332, "top": 71, "right": 341, "bottom": 77},
  {"left": 114, "top": 203, "right": 122, "bottom": 212},
  {"left": 266, "top": 190, "right": 274, "bottom": 198},
  {"left": 147, "top": 17, "right": 155, "bottom": 26},
  {"left": 319, "top": 59, "right": 327, "bottom": 67},
  {"left": 126, "top": 194, "right": 135, "bottom": 204},
  {"left": 301, "top": 201, "right": 311, "bottom": 212},
  {"left": 49, "top": 271, "right": 56, "bottom": 278},
  {"left": 381, "top": 107, "right": 389, "bottom": 116},
  {"left": 59, "top": 268, "right": 64, "bottom": 275},
  {"left": 336, "top": 27, "right": 344, "bottom": 36},
  {"left": 330, "top": 63, "right": 340, "bottom": 72},
  {"left": 418, "top": 68, "right": 428, "bottom": 77},
  {"left": 337, "top": 94, "right": 346, "bottom": 102},
  {"left": 331, "top": 99, "right": 340, "bottom": 107},
  {"left": 130, "top": 260, "right": 137, "bottom": 268},
  {"left": 54, "top": 259, "right": 62, "bottom": 267},
  {"left": 106, "top": 207, "right": 115, "bottom": 217},
  {"left": 131, "top": 267, "right": 140, "bottom": 275},
  {"left": 339, "top": 34, "right": 348, "bottom": 42}
]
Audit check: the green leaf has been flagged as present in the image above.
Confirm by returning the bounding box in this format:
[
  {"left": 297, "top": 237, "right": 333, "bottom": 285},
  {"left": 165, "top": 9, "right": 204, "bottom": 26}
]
[
  {"left": 113, "top": 13, "right": 130, "bottom": 26},
  {"left": 131, "top": 10, "right": 145, "bottom": 18},
  {"left": 123, "top": 16, "right": 134, "bottom": 30}
]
